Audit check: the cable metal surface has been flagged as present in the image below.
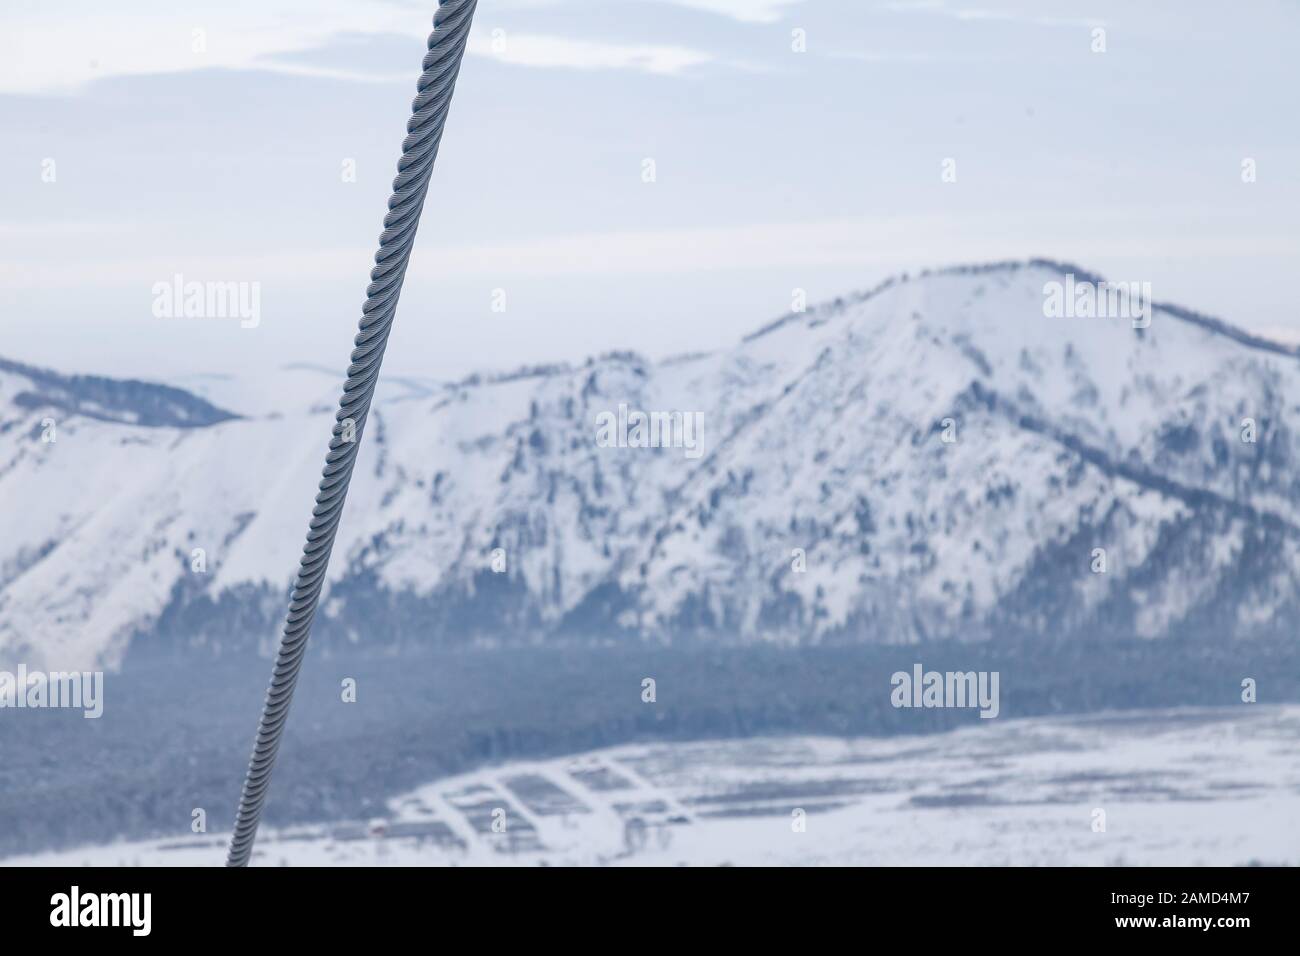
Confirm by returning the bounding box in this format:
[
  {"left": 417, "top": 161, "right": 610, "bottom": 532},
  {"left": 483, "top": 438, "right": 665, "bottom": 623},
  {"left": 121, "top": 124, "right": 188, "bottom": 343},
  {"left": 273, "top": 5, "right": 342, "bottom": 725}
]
[{"left": 226, "top": 0, "right": 478, "bottom": 867}]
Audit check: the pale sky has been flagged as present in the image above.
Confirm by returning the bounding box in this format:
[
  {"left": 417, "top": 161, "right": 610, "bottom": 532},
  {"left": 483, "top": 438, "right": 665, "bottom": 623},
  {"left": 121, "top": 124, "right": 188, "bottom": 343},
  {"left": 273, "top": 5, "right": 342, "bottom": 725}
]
[{"left": 1, "top": 0, "right": 1297, "bottom": 383}]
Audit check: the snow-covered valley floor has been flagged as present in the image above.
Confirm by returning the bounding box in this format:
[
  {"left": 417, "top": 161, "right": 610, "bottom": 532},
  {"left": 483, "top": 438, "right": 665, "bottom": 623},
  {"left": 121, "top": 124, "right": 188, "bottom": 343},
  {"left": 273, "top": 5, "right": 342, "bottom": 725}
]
[{"left": 7, "top": 705, "right": 1298, "bottom": 867}]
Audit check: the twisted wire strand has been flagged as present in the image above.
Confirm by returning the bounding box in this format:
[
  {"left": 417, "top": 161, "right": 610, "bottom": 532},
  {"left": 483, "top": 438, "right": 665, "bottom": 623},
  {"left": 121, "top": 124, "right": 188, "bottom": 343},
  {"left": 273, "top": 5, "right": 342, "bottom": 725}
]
[{"left": 226, "top": 0, "right": 478, "bottom": 867}]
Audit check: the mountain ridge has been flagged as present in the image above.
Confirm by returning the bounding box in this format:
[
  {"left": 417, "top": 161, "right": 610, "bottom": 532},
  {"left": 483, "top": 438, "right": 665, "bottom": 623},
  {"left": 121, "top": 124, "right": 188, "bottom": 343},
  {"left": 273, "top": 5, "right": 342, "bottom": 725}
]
[{"left": 4, "top": 259, "right": 1298, "bottom": 669}]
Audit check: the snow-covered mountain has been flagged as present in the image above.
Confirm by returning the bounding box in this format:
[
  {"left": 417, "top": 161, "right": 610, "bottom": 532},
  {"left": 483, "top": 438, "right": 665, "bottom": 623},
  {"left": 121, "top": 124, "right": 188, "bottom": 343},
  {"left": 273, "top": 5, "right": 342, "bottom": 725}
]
[{"left": 5, "top": 260, "right": 1300, "bottom": 670}]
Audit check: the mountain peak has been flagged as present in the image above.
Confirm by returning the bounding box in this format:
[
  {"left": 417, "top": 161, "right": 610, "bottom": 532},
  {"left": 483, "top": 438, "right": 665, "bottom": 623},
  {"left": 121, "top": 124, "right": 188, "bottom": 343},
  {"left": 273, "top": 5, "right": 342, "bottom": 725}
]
[
  {"left": 0, "top": 355, "right": 238, "bottom": 429},
  {"left": 3, "top": 262, "right": 1298, "bottom": 669}
]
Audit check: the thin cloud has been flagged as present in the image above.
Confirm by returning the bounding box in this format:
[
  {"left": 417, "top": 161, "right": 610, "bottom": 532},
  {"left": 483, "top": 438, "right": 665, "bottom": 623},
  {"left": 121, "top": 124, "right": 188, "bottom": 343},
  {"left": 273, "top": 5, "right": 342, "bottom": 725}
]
[
  {"left": 467, "top": 33, "right": 714, "bottom": 75},
  {"left": 880, "top": 0, "right": 1105, "bottom": 28},
  {"left": 658, "top": 0, "right": 807, "bottom": 24},
  {"left": 0, "top": 2, "right": 721, "bottom": 95},
  {"left": 6, "top": 214, "right": 1297, "bottom": 289}
]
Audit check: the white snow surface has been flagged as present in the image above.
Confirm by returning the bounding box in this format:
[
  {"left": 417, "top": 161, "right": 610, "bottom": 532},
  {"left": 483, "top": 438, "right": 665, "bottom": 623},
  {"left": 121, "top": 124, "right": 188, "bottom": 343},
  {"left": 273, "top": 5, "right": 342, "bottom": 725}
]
[
  {"left": 4, "top": 261, "right": 1300, "bottom": 668},
  {"left": 6, "top": 705, "right": 1297, "bottom": 867}
]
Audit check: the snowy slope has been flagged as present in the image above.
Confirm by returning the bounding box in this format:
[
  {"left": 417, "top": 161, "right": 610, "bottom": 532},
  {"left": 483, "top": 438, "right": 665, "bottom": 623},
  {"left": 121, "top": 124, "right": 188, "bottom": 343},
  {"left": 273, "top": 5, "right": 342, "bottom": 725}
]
[
  {"left": 4, "top": 260, "right": 1300, "bottom": 670},
  {"left": 7, "top": 706, "right": 1298, "bottom": 867}
]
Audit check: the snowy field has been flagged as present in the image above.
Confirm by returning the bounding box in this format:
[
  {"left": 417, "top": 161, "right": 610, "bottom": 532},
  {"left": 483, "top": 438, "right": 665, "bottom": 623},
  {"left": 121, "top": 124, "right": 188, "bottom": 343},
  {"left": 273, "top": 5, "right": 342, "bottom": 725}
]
[{"left": 7, "top": 705, "right": 1298, "bottom": 867}]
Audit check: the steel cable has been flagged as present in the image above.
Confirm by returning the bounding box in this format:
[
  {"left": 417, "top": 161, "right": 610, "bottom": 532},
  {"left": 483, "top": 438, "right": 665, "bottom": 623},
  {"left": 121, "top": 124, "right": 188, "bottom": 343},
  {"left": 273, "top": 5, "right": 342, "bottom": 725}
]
[{"left": 226, "top": 0, "right": 478, "bottom": 867}]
